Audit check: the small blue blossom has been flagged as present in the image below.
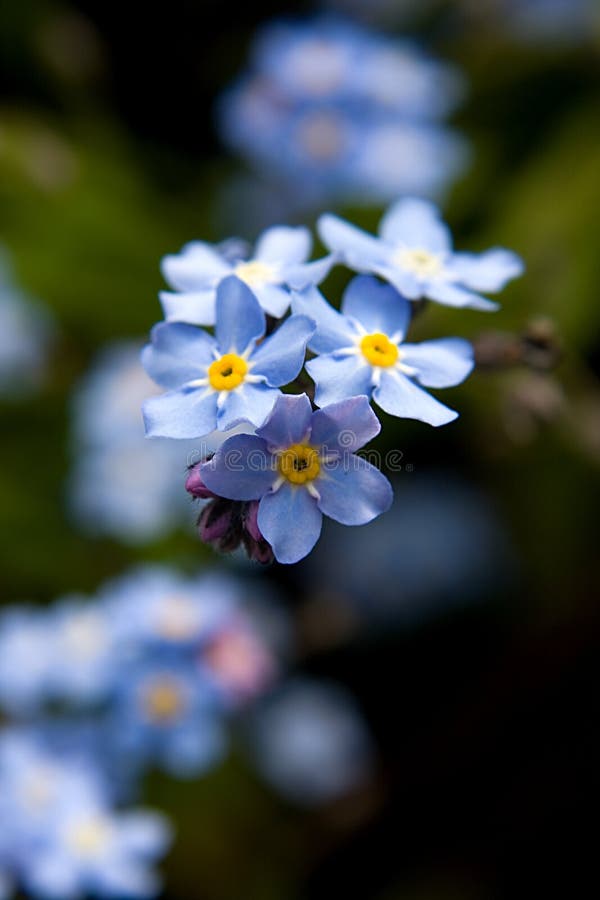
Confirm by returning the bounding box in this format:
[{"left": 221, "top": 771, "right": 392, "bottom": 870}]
[
  {"left": 0, "top": 609, "right": 52, "bottom": 715},
  {"left": 318, "top": 196, "right": 524, "bottom": 310},
  {"left": 160, "top": 225, "right": 333, "bottom": 325},
  {"left": 142, "top": 276, "right": 315, "bottom": 440},
  {"left": 293, "top": 275, "right": 474, "bottom": 426},
  {"left": 201, "top": 393, "right": 393, "bottom": 564}
]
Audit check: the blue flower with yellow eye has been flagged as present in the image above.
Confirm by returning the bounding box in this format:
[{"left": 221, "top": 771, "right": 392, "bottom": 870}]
[
  {"left": 293, "top": 276, "right": 474, "bottom": 427},
  {"left": 142, "top": 276, "right": 315, "bottom": 440},
  {"left": 200, "top": 393, "right": 392, "bottom": 564},
  {"left": 318, "top": 196, "right": 524, "bottom": 310}
]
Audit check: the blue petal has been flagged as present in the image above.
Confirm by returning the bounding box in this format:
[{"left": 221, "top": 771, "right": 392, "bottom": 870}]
[
  {"left": 341, "top": 275, "right": 411, "bottom": 339},
  {"left": 215, "top": 277, "right": 265, "bottom": 354},
  {"left": 217, "top": 384, "right": 281, "bottom": 430},
  {"left": 284, "top": 254, "right": 336, "bottom": 290},
  {"left": 317, "top": 214, "right": 388, "bottom": 271},
  {"left": 291, "top": 285, "right": 357, "bottom": 353},
  {"left": 374, "top": 370, "right": 458, "bottom": 426},
  {"left": 378, "top": 197, "right": 452, "bottom": 253},
  {"left": 143, "top": 388, "right": 218, "bottom": 438},
  {"left": 258, "top": 483, "right": 322, "bottom": 564},
  {"left": 257, "top": 393, "right": 313, "bottom": 449},
  {"left": 250, "top": 314, "right": 315, "bottom": 386},
  {"left": 253, "top": 283, "right": 292, "bottom": 318},
  {"left": 142, "top": 322, "right": 216, "bottom": 389},
  {"left": 161, "top": 241, "right": 231, "bottom": 291},
  {"left": 317, "top": 456, "right": 393, "bottom": 525},
  {"left": 401, "top": 338, "right": 474, "bottom": 388},
  {"left": 159, "top": 290, "right": 216, "bottom": 325},
  {"left": 201, "top": 434, "right": 277, "bottom": 500},
  {"left": 426, "top": 280, "right": 499, "bottom": 311},
  {"left": 370, "top": 262, "right": 422, "bottom": 299},
  {"left": 310, "top": 395, "right": 381, "bottom": 452},
  {"left": 254, "top": 225, "right": 311, "bottom": 264},
  {"left": 448, "top": 249, "right": 525, "bottom": 292},
  {"left": 307, "top": 355, "right": 373, "bottom": 408}
]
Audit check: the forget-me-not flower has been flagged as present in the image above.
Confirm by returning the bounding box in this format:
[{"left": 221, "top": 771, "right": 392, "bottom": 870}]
[
  {"left": 143, "top": 276, "right": 315, "bottom": 439},
  {"left": 293, "top": 276, "right": 474, "bottom": 426},
  {"left": 200, "top": 393, "right": 393, "bottom": 564},
  {"left": 160, "top": 225, "right": 332, "bottom": 324},
  {"left": 318, "top": 196, "right": 524, "bottom": 310}
]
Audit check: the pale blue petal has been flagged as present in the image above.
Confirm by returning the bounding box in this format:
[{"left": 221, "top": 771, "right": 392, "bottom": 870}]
[
  {"left": 250, "top": 314, "right": 315, "bottom": 386},
  {"left": 118, "top": 813, "right": 172, "bottom": 855},
  {"left": 401, "top": 338, "right": 474, "bottom": 388},
  {"left": 426, "top": 280, "right": 499, "bottom": 311},
  {"left": 317, "top": 456, "right": 393, "bottom": 525},
  {"left": 142, "top": 322, "right": 216, "bottom": 388},
  {"left": 253, "top": 283, "right": 292, "bottom": 318},
  {"left": 257, "top": 393, "right": 313, "bottom": 448},
  {"left": 215, "top": 276, "right": 265, "bottom": 354},
  {"left": 143, "top": 388, "right": 218, "bottom": 438},
  {"left": 201, "top": 434, "right": 276, "bottom": 500},
  {"left": 307, "top": 355, "right": 373, "bottom": 409},
  {"left": 341, "top": 275, "right": 411, "bottom": 338},
  {"left": 217, "top": 384, "right": 280, "bottom": 430},
  {"left": 317, "top": 214, "right": 388, "bottom": 270},
  {"left": 378, "top": 197, "right": 452, "bottom": 253},
  {"left": 254, "top": 225, "right": 311, "bottom": 264},
  {"left": 291, "top": 285, "right": 357, "bottom": 353},
  {"left": 448, "top": 249, "right": 525, "bottom": 292},
  {"left": 310, "top": 395, "right": 381, "bottom": 452},
  {"left": 161, "top": 241, "right": 231, "bottom": 291},
  {"left": 283, "top": 255, "right": 336, "bottom": 290},
  {"left": 371, "top": 262, "right": 422, "bottom": 299},
  {"left": 374, "top": 370, "right": 458, "bottom": 426},
  {"left": 159, "top": 289, "right": 216, "bottom": 325},
  {"left": 258, "top": 484, "right": 322, "bottom": 564}
]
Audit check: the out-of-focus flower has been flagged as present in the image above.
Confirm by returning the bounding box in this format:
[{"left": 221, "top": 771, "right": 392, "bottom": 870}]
[
  {"left": 0, "top": 609, "right": 52, "bottom": 715},
  {"left": 68, "top": 341, "right": 200, "bottom": 544},
  {"left": 160, "top": 226, "right": 333, "bottom": 325},
  {"left": 217, "top": 16, "right": 468, "bottom": 207},
  {"left": 142, "top": 277, "right": 315, "bottom": 439},
  {"left": 246, "top": 679, "right": 374, "bottom": 806},
  {"left": 201, "top": 394, "right": 392, "bottom": 564},
  {"left": 319, "top": 197, "right": 524, "bottom": 310},
  {"left": 294, "top": 275, "right": 473, "bottom": 426}
]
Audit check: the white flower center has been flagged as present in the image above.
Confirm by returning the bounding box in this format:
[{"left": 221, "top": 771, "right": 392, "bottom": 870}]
[
  {"left": 234, "top": 260, "right": 275, "bottom": 288},
  {"left": 395, "top": 247, "right": 444, "bottom": 279},
  {"left": 156, "top": 595, "right": 199, "bottom": 641},
  {"left": 66, "top": 816, "right": 112, "bottom": 858},
  {"left": 297, "top": 112, "right": 347, "bottom": 162}
]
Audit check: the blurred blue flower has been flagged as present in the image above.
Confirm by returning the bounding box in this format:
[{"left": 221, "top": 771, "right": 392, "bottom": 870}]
[
  {"left": 160, "top": 225, "right": 333, "bottom": 325},
  {"left": 142, "top": 276, "right": 315, "bottom": 439},
  {"left": 293, "top": 275, "right": 473, "bottom": 426},
  {"left": 319, "top": 197, "right": 524, "bottom": 310},
  {"left": 201, "top": 393, "right": 393, "bottom": 564},
  {"left": 0, "top": 609, "right": 52, "bottom": 715}
]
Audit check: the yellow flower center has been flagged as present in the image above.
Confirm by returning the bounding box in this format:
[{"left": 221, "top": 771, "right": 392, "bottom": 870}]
[
  {"left": 143, "top": 679, "right": 185, "bottom": 722},
  {"left": 234, "top": 260, "right": 275, "bottom": 287},
  {"left": 67, "top": 817, "right": 112, "bottom": 857},
  {"left": 208, "top": 353, "right": 248, "bottom": 391},
  {"left": 395, "top": 247, "right": 443, "bottom": 279},
  {"left": 278, "top": 444, "right": 321, "bottom": 485},
  {"left": 360, "top": 332, "right": 399, "bottom": 368}
]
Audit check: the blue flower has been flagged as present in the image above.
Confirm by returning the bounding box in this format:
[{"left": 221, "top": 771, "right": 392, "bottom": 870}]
[
  {"left": 319, "top": 196, "right": 524, "bottom": 310},
  {"left": 142, "top": 276, "right": 315, "bottom": 440},
  {"left": 0, "top": 609, "right": 52, "bottom": 715},
  {"left": 293, "top": 276, "right": 474, "bottom": 426},
  {"left": 201, "top": 393, "right": 393, "bottom": 564},
  {"left": 160, "top": 225, "right": 332, "bottom": 325}
]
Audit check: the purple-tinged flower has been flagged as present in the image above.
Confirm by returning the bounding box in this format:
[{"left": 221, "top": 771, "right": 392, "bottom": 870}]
[
  {"left": 160, "top": 225, "right": 333, "bottom": 325},
  {"left": 201, "top": 393, "right": 392, "bottom": 564},
  {"left": 142, "top": 276, "right": 315, "bottom": 439},
  {"left": 319, "top": 196, "right": 524, "bottom": 310},
  {"left": 293, "top": 276, "right": 473, "bottom": 426}
]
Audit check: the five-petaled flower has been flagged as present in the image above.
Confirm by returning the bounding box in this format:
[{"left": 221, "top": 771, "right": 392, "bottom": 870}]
[
  {"left": 200, "top": 393, "right": 393, "bottom": 564},
  {"left": 318, "top": 196, "right": 524, "bottom": 310},
  {"left": 160, "top": 225, "right": 333, "bottom": 325},
  {"left": 293, "top": 275, "right": 474, "bottom": 426},
  {"left": 142, "top": 276, "right": 315, "bottom": 439}
]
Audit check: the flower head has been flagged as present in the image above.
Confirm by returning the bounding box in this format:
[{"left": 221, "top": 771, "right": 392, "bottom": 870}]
[
  {"left": 160, "top": 226, "right": 333, "bottom": 325},
  {"left": 293, "top": 275, "right": 474, "bottom": 426},
  {"left": 142, "top": 276, "right": 315, "bottom": 439},
  {"left": 200, "top": 393, "right": 392, "bottom": 564},
  {"left": 318, "top": 196, "right": 524, "bottom": 310}
]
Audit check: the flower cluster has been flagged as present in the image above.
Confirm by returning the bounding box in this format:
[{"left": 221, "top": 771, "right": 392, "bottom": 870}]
[
  {"left": 143, "top": 197, "right": 524, "bottom": 564},
  {"left": 0, "top": 566, "right": 276, "bottom": 898},
  {"left": 217, "top": 16, "right": 468, "bottom": 206}
]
